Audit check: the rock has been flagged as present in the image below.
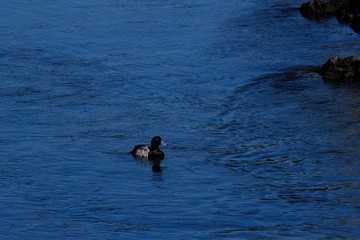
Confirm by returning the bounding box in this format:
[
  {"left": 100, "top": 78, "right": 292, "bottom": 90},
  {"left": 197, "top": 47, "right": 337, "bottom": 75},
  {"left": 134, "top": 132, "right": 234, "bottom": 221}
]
[
  {"left": 300, "top": 0, "right": 360, "bottom": 33},
  {"left": 300, "top": 0, "right": 341, "bottom": 19},
  {"left": 336, "top": 0, "right": 360, "bottom": 24},
  {"left": 299, "top": 0, "right": 360, "bottom": 19},
  {"left": 350, "top": 16, "right": 360, "bottom": 33},
  {"left": 320, "top": 56, "right": 360, "bottom": 82}
]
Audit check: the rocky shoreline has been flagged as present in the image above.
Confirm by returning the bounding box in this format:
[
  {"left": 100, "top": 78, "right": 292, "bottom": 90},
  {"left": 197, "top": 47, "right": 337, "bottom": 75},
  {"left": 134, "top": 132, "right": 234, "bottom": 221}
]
[
  {"left": 300, "top": 0, "right": 360, "bottom": 33},
  {"left": 320, "top": 56, "right": 360, "bottom": 82},
  {"left": 299, "top": 0, "right": 360, "bottom": 82}
]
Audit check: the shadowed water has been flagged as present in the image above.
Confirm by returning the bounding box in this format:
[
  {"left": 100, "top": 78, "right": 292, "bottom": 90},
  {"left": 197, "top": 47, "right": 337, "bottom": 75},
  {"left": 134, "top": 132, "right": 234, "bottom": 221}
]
[{"left": 1, "top": 0, "right": 360, "bottom": 239}]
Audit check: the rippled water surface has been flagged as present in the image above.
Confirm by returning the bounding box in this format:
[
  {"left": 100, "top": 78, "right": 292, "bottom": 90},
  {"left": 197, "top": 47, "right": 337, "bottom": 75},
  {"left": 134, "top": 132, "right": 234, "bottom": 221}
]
[{"left": 1, "top": 0, "right": 360, "bottom": 239}]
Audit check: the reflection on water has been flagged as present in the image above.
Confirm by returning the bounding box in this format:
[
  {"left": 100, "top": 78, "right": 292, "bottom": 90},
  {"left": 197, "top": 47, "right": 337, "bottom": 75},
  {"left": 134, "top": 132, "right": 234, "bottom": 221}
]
[{"left": 1, "top": 0, "right": 360, "bottom": 239}]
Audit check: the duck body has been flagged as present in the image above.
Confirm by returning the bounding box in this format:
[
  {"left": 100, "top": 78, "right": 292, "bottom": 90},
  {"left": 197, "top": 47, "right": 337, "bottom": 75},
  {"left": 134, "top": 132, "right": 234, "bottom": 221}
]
[
  {"left": 131, "top": 144, "right": 151, "bottom": 158},
  {"left": 130, "top": 136, "right": 165, "bottom": 160}
]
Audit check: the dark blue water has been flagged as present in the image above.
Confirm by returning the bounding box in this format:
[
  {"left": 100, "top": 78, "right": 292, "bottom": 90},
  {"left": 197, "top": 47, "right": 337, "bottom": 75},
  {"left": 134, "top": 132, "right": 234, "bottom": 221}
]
[{"left": 1, "top": 0, "right": 360, "bottom": 239}]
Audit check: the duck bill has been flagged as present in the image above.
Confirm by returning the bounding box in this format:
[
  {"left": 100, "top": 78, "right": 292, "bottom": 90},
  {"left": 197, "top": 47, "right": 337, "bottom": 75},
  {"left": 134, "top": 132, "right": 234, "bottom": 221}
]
[{"left": 160, "top": 140, "right": 167, "bottom": 146}]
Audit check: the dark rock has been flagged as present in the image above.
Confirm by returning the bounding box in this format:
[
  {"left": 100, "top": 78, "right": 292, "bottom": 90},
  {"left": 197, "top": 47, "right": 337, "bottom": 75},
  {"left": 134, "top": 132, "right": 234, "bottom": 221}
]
[
  {"left": 336, "top": 0, "right": 360, "bottom": 23},
  {"left": 300, "top": 0, "right": 342, "bottom": 19},
  {"left": 320, "top": 56, "right": 360, "bottom": 82},
  {"left": 350, "top": 16, "right": 360, "bottom": 33},
  {"left": 300, "top": 0, "right": 360, "bottom": 33}
]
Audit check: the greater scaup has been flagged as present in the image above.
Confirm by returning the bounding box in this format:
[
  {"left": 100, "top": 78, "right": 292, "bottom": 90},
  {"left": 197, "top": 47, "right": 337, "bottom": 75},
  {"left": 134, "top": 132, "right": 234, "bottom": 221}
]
[
  {"left": 130, "top": 136, "right": 166, "bottom": 159},
  {"left": 130, "top": 136, "right": 166, "bottom": 172}
]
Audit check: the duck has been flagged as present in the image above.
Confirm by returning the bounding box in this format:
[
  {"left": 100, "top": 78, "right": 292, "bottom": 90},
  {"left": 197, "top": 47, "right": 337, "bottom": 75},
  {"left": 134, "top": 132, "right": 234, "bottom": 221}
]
[
  {"left": 130, "top": 136, "right": 166, "bottom": 160},
  {"left": 130, "top": 136, "right": 166, "bottom": 172}
]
